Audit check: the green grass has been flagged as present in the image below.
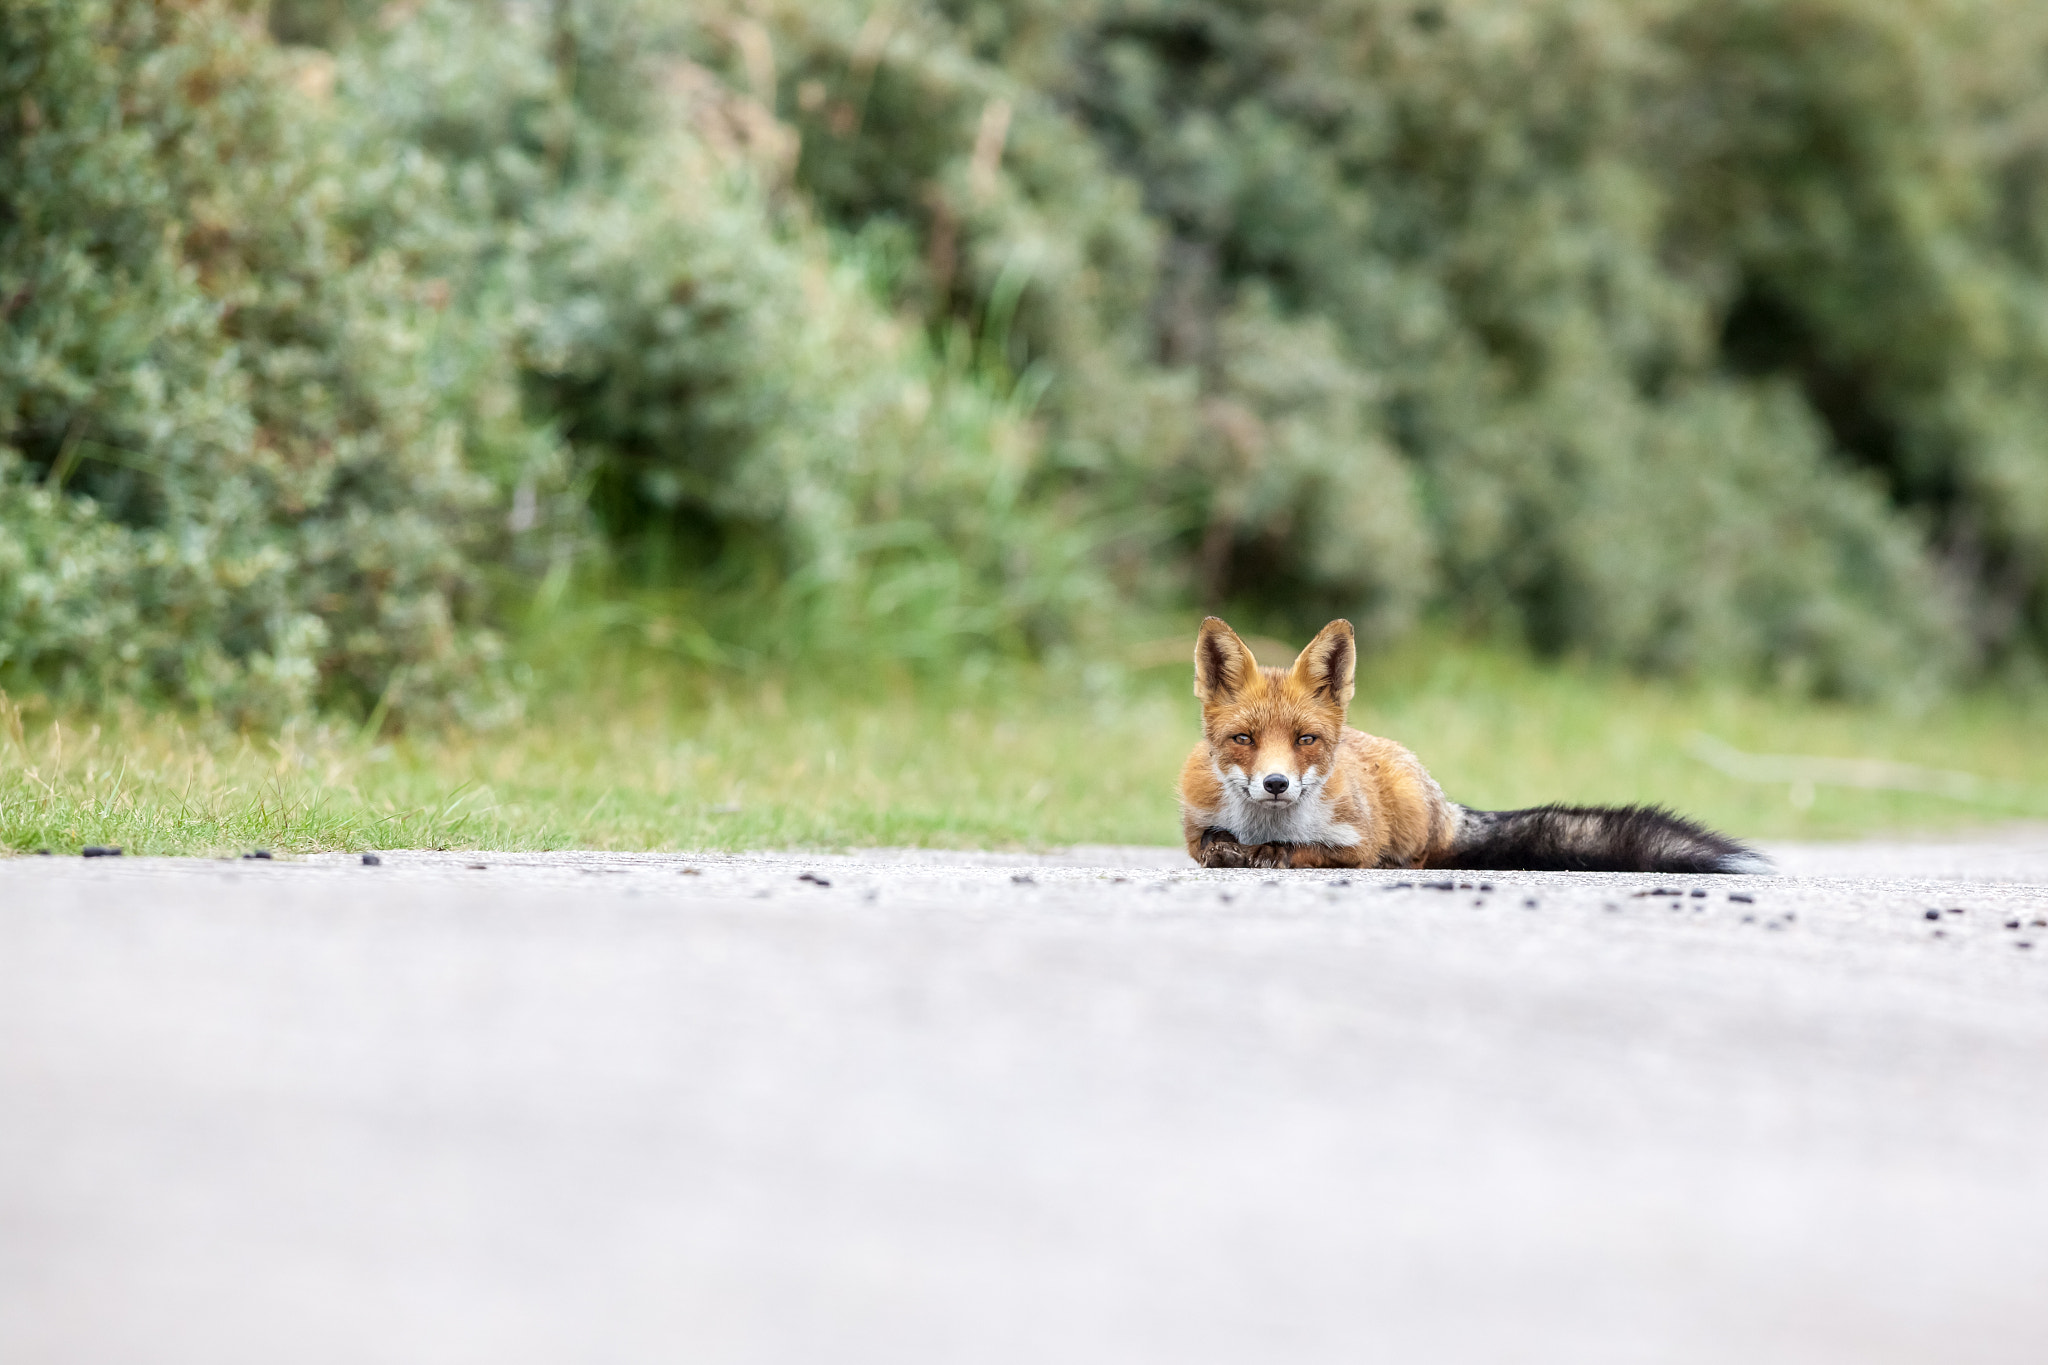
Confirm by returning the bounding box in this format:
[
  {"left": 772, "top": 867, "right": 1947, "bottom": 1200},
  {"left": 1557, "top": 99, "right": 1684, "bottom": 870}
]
[{"left": 4, "top": 635, "right": 2047, "bottom": 857}]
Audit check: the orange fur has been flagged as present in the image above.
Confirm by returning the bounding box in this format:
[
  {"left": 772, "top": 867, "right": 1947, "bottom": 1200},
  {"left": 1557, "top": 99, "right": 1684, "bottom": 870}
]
[{"left": 1177, "top": 617, "right": 1458, "bottom": 870}]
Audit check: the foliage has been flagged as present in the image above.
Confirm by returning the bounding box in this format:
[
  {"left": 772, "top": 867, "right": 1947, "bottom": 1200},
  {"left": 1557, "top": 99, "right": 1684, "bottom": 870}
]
[
  {"left": 0, "top": 0, "right": 1108, "bottom": 722},
  {"left": 10, "top": 0, "right": 2048, "bottom": 718},
  {"left": 0, "top": 0, "right": 547, "bottom": 722},
  {"left": 333, "top": 0, "right": 1113, "bottom": 662},
  {"left": 765, "top": 0, "right": 2048, "bottom": 693}
]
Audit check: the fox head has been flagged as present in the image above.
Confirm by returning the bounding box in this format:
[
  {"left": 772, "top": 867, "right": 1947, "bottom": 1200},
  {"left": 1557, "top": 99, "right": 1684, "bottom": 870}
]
[{"left": 1193, "top": 616, "right": 1356, "bottom": 809}]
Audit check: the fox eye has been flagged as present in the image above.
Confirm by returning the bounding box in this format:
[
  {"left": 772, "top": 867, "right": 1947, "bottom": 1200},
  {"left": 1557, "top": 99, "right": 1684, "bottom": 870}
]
[
  {"left": 1297, "top": 734, "right": 1318, "bottom": 746},
  {"left": 1230, "top": 733, "right": 1252, "bottom": 745}
]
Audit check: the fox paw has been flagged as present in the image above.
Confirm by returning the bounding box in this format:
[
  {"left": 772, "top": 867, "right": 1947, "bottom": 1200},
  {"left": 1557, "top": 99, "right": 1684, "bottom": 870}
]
[
  {"left": 1198, "top": 838, "right": 1293, "bottom": 869},
  {"left": 1199, "top": 839, "right": 1252, "bottom": 868}
]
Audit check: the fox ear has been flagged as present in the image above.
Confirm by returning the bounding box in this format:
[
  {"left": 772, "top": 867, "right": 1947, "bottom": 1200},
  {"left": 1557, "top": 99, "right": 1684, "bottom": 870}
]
[
  {"left": 1194, "top": 617, "right": 1258, "bottom": 703},
  {"left": 1289, "top": 619, "right": 1356, "bottom": 706}
]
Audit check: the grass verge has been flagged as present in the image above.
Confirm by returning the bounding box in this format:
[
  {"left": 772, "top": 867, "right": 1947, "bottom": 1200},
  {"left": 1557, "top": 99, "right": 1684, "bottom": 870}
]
[{"left": 3, "top": 636, "right": 2046, "bottom": 857}]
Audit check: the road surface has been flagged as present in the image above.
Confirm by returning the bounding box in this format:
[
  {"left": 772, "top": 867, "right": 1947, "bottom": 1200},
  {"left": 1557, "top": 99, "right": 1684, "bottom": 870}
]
[{"left": 4, "top": 838, "right": 2048, "bottom": 1364}]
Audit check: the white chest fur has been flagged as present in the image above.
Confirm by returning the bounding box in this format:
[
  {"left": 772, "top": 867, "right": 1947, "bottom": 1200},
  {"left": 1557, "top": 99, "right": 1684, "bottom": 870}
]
[{"left": 1206, "top": 762, "right": 1364, "bottom": 848}]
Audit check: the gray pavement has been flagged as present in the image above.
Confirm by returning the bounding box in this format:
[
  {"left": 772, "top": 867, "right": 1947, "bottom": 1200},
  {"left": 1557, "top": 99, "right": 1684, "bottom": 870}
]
[{"left": 4, "top": 838, "right": 2048, "bottom": 1364}]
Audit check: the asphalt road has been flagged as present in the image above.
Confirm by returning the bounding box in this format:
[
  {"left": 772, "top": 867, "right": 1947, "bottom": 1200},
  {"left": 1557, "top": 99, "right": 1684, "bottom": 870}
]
[{"left": 5, "top": 838, "right": 2048, "bottom": 1364}]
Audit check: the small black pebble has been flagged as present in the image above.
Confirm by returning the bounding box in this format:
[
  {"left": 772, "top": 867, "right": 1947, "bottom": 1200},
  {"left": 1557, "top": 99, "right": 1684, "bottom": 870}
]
[
  {"left": 1729, "top": 893, "right": 1753, "bottom": 904},
  {"left": 1457, "top": 882, "right": 1475, "bottom": 890},
  {"left": 1741, "top": 915, "right": 1756, "bottom": 924},
  {"left": 1011, "top": 873, "right": 1036, "bottom": 885},
  {"left": 81, "top": 846, "right": 121, "bottom": 858},
  {"left": 799, "top": 872, "right": 832, "bottom": 887},
  {"left": 1111, "top": 876, "right": 1129, "bottom": 884},
  {"left": 36, "top": 848, "right": 52, "bottom": 856},
  {"left": 1690, "top": 889, "right": 1708, "bottom": 898},
  {"left": 1218, "top": 892, "right": 1234, "bottom": 903},
  {"left": 1524, "top": 898, "right": 1538, "bottom": 909},
  {"left": 242, "top": 850, "right": 272, "bottom": 861},
  {"left": 1924, "top": 910, "right": 1942, "bottom": 921},
  {"left": 2019, "top": 941, "right": 2035, "bottom": 950},
  {"left": 1946, "top": 907, "right": 1965, "bottom": 915},
  {"left": 1478, "top": 883, "right": 1495, "bottom": 892},
  {"left": 1422, "top": 880, "right": 1456, "bottom": 891},
  {"left": 2006, "top": 920, "right": 2022, "bottom": 931},
  {"left": 361, "top": 854, "right": 382, "bottom": 866},
  {"left": 1934, "top": 929, "right": 1948, "bottom": 938},
  {"left": 466, "top": 864, "right": 488, "bottom": 871},
  {"left": 1332, "top": 878, "right": 1351, "bottom": 887},
  {"left": 1766, "top": 921, "right": 1784, "bottom": 931}
]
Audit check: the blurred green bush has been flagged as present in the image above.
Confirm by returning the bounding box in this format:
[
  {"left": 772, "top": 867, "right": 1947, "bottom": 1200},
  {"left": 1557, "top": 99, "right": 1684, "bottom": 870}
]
[
  {"left": 7, "top": 0, "right": 2048, "bottom": 717},
  {"left": 1, "top": 0, "right": 545, "bottom": 721},
  {"left": 771, "top": 0, "right": 2048, "bottom": 695}
]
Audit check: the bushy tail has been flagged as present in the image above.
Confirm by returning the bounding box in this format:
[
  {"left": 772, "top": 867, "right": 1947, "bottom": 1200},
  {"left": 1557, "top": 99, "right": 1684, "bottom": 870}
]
[{"left": 1437, "top": 803, "right": 1771, "bottom": 874}]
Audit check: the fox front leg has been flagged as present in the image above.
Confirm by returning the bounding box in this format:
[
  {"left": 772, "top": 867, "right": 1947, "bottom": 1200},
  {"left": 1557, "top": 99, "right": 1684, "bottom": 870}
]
[
  {"left": 1245, "top": 843, "right": 1360, "bottom": 868},
  {"left": 1197, "top": 827, "right": 1261, "bottom": 869},
  {"left": 1198, "top": 829, "right": 1300, "bottom": 869},
  {"left": 1202, "top": 836, "right": 1355, "bottom": 870},
  {"left": 1274, "top": 843, "right": 1359, "bottom": 869},
  {"left": 1197, "top": 828, "right": 1250, "bottom": 868},
  {"left": 1243, "top": 842, "right": 1298, "bottom": 869}
]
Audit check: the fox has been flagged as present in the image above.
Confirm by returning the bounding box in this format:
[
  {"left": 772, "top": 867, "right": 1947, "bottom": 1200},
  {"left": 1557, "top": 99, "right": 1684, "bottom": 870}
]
[{"left": 1178, "top": 616, "right": 1771, "bottom": 874}]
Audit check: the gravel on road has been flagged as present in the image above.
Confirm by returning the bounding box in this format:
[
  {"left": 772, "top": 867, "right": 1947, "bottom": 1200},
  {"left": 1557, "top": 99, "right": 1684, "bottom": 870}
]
[{"left": 4, "top": 839, "right": 2047, "bottom": 1365}]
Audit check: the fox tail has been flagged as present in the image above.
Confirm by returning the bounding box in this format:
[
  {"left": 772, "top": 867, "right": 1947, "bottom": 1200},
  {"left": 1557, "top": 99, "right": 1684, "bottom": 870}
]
[{"left": 1439, "top": 803, "right": 1772, "bottom": 875}]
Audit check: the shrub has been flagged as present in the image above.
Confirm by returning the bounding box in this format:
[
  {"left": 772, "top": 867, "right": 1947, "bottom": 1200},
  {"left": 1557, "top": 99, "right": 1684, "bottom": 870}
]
[
  {"left": 0, "top": 0, "right": 547, "bottom": 721},
  {"left": 337, "top": 0, "right": 1111, "bottom": 661},
  {"left": 762, "top": 0, "right": 2048, "bottom": 693},
  {"left": 11, "top": 0, "right": 2048, "bottom": 715}
]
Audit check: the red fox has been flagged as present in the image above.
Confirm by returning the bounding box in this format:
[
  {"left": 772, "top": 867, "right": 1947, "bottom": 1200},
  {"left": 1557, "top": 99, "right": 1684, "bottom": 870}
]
[{"left": 1178, "top": 617, "right": 1770, "bottom": 873}]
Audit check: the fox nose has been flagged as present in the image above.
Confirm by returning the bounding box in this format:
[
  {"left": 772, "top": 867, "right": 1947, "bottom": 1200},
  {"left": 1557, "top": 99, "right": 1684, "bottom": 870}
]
[{"left": 1262, "top": 774, "right": 1290, "bottom": 795}]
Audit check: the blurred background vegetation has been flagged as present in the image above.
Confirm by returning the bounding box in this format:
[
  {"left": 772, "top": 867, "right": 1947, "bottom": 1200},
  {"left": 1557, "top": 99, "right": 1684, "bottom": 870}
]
[{"left": 5, "top": 0, "right": 2048, "bottom": 848}]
